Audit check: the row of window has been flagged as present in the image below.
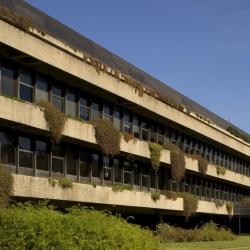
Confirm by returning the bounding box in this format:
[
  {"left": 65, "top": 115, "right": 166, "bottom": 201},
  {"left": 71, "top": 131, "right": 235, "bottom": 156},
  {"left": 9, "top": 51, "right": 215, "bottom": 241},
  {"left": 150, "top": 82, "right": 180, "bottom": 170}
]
[
  {"left": 0, "top": 128, "right": 249, "bottom": 202},
  {"left": 0, "top": 60, "right": 250, "bottom": 177}
]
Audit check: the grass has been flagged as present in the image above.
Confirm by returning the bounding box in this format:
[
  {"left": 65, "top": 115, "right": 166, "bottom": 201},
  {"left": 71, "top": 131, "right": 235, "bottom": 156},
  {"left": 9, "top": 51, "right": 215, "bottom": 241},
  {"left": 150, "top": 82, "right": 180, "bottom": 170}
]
[{"left": 164, "top": 236, "right": 250, "bottom": 250}]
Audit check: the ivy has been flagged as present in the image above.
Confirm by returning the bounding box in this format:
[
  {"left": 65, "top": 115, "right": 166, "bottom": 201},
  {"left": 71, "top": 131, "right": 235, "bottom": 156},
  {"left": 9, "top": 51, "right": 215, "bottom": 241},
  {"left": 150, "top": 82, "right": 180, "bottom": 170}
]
[
  {"left": 148, "top": 142, "right": 163, "bottom": 172},
  {"left": 0, "top": 164, "right": 13, "bottom": 208}
]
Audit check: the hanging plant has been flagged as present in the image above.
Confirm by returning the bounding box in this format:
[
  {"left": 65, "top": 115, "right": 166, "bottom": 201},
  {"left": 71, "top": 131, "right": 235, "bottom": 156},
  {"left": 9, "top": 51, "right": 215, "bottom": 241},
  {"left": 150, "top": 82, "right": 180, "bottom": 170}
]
[
  {"left": 37, "top": 101, "right": 67, "bottom": 144},
  {"left": 164, "top": 143, "right": 185, "bottom": 183},
  {"left": 148, "top": 142, "right": 163, "bottom": 172},
  {"left": 197, "top": 155, "right": 208, "bottom": 175},
  {"left": 93, "top": 119, "right": 121, "bottom": 157},
  {"left": 179, "top": 192, "right": 198, "bottom": 221}
]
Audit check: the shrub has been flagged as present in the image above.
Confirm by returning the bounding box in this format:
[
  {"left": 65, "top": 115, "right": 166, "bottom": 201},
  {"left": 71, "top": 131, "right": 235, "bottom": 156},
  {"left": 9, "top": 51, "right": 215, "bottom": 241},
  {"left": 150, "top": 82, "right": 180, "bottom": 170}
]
[
  {"left": 164, "top": 143, "right": 185, "bottom": 183},
  {"left": 216, "top": 165, "right": 226, "bottom": 175},
  {"left": 197, "top": 155, "right": 208, "bottom": 175},
  {"left": 179, "top": 192, "right": 198, "bottom": 220},
  {"left": 164, "top": 191, "right": 178, "bottom": 201},
  {"left": 156, "top": 221, "right": 235, "bottom": 243},
  {"left": 37, "top": 101, "right": 67, "bottom": 144},
  {"left": 151, "top": 192, "right": 160, "bottom": 202},
  {"left": 112, "top": 183, "right": 133, "bottom": 192},
  {"left": 0, "top": 164, "right": 13, "bottom": 208},
  {"left": 148, "top": 142, "right": 163, "bottom": 171},
  {"left": 93, "top": 119, "right": 120, "bottom": 157},
  {"left": 58, "top": 178, "right": 73, "bottom": 189},
  {"left": 0, "top": 203, "right": 163, "bottom": 250},
  {"left": 123, "top": 132, "right": 136, "bottom": 143}
]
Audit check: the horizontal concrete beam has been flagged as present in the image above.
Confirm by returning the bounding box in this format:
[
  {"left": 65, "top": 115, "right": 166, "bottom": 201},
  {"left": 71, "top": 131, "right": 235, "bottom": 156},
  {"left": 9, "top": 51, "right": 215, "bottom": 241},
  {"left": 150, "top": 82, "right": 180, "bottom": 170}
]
[
  {"left": 12, "top": 174, "right": 230, "bottom": 215},
  {"left": 12, "top": 174, "right": 183, "bottom": 211},
  {"left": 1, "top": 20, "right": 250, "bottom": 158}
]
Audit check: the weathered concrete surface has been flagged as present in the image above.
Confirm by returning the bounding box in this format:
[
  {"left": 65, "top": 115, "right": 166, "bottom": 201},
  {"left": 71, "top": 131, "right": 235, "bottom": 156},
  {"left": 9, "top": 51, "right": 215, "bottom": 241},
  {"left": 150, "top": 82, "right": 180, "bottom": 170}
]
[{"left": 1, "top": 20, "right": 250, "bottom": 158}]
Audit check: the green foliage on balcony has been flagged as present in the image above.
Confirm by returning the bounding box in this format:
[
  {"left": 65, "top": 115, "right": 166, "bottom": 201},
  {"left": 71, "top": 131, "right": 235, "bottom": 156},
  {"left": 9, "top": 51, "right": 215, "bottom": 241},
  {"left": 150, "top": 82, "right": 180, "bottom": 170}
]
[
  {"left": 148, "top": 142, "right": 163, "bottom": 171},
  {"left": 0, "top": 164, "right": 13, "bottom": 208}
]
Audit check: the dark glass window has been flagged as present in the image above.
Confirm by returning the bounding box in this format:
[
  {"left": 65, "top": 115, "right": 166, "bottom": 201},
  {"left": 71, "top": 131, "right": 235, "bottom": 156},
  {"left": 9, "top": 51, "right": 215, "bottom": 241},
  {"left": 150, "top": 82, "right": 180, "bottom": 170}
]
[
  {"left": 19, "top": 136, "right": 33, "bottom": 168},
  {"left": 141, "top": 120, "right": 149, "bottom": 141},
  {"left": 113, "top": 109, "right": 121, "bottom": 131},
  {"left": 123, "top": 161, "right": 132, "bottom": 185},
  {"left": 103, "top": 156, "right": 112, "bottom": 181},
  {"left": 91, "top": 153, "right": 99, "bottom": 178},
  {"left": 91, "top": 101, "right": 100, "bottom": 120},
  {"left": 0, "top": 131, "right": 15, "bottom": 165},
  {"left": 123, "top": 111, "right": 131, "bottom": 134},
  {"left": 36, "top": 140, "right": 48, "bottom": 171},
  {"left": 52, "top": 86, "right": 64, "bottom": 112},
  {"left": 133, "top": 163, "right": 140, "bottom": 186},
  {"left": 19, "top": 70, "right": 33, "bottom": 102},
  {"left": 36, "top": 76, "right": 48, "bottom": 101},
  {"left": 103, "top": 103, "right": 112, "bottom": 121},
  {"left": 80, "top": 95, "right": 90, "bottom": 121},
  {"left": 67, "top": 148, "right": 76, "bottom": 175},
  {"left": 133, "top": 115, "right": 140, "bottom": 139},
  {"left": 113, "top": 158, "right": 121, "bottom": 183},
  {"left": 66, "top": 89, "right": 77, "bottom": 117},
  {"left": 158, "top": 127, "right": 164, "bottom": 145},
  {"left": 142, "top": 168, "right": 149, "bottom": 188},
  {"left": 1, "top": 64, "right": 15, "bottom": 96},
  {"left": 52, "top": 144, "right": 64, "bottom": 174},
  {"left": 150, "top": 125, "right": 157, "bottom": 143},
  {"left": 80, "top": 151, "right": 89, "bottom": 178}
]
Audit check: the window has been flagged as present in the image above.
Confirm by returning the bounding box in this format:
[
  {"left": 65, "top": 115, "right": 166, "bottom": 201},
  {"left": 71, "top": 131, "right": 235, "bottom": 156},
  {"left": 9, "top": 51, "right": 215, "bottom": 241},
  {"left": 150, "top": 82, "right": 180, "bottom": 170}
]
[
  {"left": 52, "top": 144, "right": 64, "bottom": 174},
  {"left": 19, "top": 69, "right": 33, "bottom": 102},
  {"left": 113, "top": 108, "right": 121, "bottom": 131},
  {"left": 123, "top": 111, "right": 131, "bottom": 134},
  {"left": 67, "top": 148, "right": 76, "bottom": 176},
  {"left": 1, "top": 64, "right": 15, "bottom": 96},
  {"left": 133, "top": 163, "right": 140, "bottom": 186},
  {"left": 80, "top": 94, "right": 90, "bottom": 121},
  {"left": 123, "top": 161, "right": 132, "bottom": 185},
  {"left": 141, "top": 168, "right": 149, "bottom": 189},
  {"left": 90, "top": 153, "right": 99, "bottom": 178},
  {"left": 18, "top": 136, "right": 33, "bottom": 168},
  {"left": 52, "top": 85, "right": 64, "bottom": 112},
  {"left": 66, "top": 89, "right": 77, "bottom": 117},
  {"left": 103, "top": 156, "right": 112, "bottom": 181},
  {"left": 91, "top": 101, "right": 100, "bottom": 120},
  {"left": 103, "top": 103, "right": 112, "bottom": 121},
  {"left": 133, "top": 115, "right": 140, "bottom": 139},
  {"left": 157, "top": 127, "right": 164, "bottom": 145},
  {"left": 150, "top": 125, "right": 157, "bottom": 143},
  {"left": 141, "top": 120, "right": 149, "bottom": 141},
  {"left": 80, "top": 151, "right": 89, "bottom": 178},
  {"left": 113, "top": 158, "right": 121, "bottom": 183},
  {"left": 36, "top": 140, "right": 48, "bottom": 171},
  {"left": 36, "top": 75, "right": 48, "bottom": 101},
  {"left": 0, "top": 131, "right": 15, "bottom": 165}
]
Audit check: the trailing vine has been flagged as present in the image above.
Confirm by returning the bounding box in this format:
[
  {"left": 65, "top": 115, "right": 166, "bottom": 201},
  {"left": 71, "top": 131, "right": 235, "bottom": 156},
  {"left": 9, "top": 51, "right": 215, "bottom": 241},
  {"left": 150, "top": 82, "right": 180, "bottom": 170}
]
[
  {"left": 197, "top": 155, "right": 208, "bottom": 175},
  {"left": 37, "top": 101, "right": 67, "bottom": 144},
  {"left": 93, "top": 119, "right": 121, "bottom": 157},
  {"left": 164, "top": 143, "right": 185, "bottom": 183},
  {"left": 216, "top": 165, "right": 226, "bottom": 176},
  {"left": 148, "top": 142, "right": 163, "bottom": 172},
  {"left": 179, "top": 192, "right": 198, "bottom": 221}
]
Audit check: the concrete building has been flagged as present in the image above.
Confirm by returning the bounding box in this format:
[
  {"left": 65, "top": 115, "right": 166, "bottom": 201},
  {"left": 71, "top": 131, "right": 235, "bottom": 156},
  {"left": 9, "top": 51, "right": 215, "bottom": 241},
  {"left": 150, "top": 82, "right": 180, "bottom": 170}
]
[{"left": 0, "top": 0, "right": 250, "bottom": 229}]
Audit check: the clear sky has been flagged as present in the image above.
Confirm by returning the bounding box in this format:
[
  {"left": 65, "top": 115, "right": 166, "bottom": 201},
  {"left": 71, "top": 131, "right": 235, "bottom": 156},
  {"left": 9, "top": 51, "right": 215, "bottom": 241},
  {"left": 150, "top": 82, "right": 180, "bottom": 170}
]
[{"left": 26, "top": 0, "right": 250, "bottom": 133}]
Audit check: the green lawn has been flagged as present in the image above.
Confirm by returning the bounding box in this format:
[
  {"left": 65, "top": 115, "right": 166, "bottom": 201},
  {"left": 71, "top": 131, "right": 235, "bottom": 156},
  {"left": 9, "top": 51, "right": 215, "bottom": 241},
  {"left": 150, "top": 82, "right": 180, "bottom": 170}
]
[{"left": 164, "top": 236, "right": 250, "bottom": 250}]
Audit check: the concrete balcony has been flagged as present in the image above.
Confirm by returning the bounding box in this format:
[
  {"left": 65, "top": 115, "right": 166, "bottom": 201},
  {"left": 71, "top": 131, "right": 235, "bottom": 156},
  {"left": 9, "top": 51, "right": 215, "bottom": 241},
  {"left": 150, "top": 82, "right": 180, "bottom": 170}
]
[
  {"left": 185, "top": 157, "right": 250, "bottom": 188},
  {"left": 11, "top": 174, "right": 230, "bottom": 215},
  {"left": 0, "top": 95, "right": 249, "bottom": 188}
]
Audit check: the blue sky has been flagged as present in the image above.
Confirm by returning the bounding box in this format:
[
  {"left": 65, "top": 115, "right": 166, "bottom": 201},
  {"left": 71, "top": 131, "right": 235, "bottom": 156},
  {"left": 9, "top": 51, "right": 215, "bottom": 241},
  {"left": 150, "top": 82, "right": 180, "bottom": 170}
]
[{"left": 26, "top": 0, "right": 250, "bottom": 133}]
